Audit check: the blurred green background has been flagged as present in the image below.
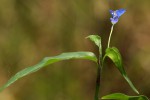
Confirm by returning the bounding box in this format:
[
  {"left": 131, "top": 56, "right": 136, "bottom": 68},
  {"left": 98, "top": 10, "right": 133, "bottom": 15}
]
[{"left": 0, "top": 0, "right": 150, "bottom": 100}]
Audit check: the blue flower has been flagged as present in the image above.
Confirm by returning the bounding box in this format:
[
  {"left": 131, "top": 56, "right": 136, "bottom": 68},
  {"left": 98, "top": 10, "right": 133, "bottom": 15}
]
[{"left": 110, "top": 9, "right": 126, "bottom": 24}]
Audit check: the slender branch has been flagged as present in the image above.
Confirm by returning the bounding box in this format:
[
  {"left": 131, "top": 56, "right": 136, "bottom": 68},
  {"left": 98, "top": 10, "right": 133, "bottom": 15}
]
[{"left": 107, "top": 24, "right": 114, "bottom": 48}]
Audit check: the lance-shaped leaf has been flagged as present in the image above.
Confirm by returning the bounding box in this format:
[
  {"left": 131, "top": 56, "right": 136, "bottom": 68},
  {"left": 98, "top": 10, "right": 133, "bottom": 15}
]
[
  {"left": 86, "top": 35, "right": 102, "bottom": 62},
  {"left": 0, "top": 52, "right": 97, "bottom": 92},
  {"left": 103, "top": 47, "right": 139, "bottom": 94},
  {"left": 102, "top": 93, "right": 149, "bottom": 100}
]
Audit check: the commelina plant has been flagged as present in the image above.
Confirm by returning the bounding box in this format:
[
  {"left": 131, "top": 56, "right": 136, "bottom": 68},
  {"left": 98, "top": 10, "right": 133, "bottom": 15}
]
[{"left": 0, "top": 9, "right": 149, "bottom": 100}]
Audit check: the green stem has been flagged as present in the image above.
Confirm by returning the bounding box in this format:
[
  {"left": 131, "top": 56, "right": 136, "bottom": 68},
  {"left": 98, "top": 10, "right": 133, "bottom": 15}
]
[
  {"left": 94, "top": 24, "right": 115, "bottom": 100},
  {"left": 94, "top": 40, "right": 102, "bottom": 100},
  {"left": 107, "top": 24, "right": 114, "bottom": 48},
  {"left": 94, "top": 63, "right": 101, "bottom": 100}
]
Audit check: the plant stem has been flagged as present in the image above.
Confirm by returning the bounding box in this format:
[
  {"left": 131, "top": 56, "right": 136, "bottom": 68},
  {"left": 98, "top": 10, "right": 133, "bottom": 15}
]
[
  {"left": 94, "top": 35, "right": 103, "bottom": 100},
  {"left": 94, "top": 64, "right": 101, "bottom": 100},
  {"left": 107, "top": 24, "right": 114, "bottom": 48}
]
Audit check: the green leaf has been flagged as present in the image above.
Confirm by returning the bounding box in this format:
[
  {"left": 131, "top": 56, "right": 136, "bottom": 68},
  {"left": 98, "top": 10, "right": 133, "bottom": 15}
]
[
  {"left": 103, "top": 47, "right": 139, "bottom": 94},
  {"left": 102, "top": 93, "right": 149, "bottom": 100},
  {"left": 86, "top": 35, "right": 101, "bottom": 48},
  {"left": 86, "top": 35, "right": 102, "bottom": 62},
  {"left": 0, "top": 52, "right": 97, "bottom": 92}
]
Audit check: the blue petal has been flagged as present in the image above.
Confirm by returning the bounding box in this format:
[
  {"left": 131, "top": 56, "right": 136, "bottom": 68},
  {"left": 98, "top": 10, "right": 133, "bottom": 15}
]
[
  {"left": 109, "top": 10, "right": 114, "bottom": 16},
  {"left": 116, "top": 9, "right": 126, "bottom": 17},
  {"left": 109, "top": 8, "right": 126, "bottom": 24},
  {"left": 110, "top": 16, "right": 119, "bottom": 24}
]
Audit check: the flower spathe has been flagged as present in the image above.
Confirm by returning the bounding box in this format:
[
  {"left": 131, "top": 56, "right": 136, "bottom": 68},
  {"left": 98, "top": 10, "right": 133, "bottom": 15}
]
[{"left": 110, "top": 9, "right": 126, "bottom": 24}]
